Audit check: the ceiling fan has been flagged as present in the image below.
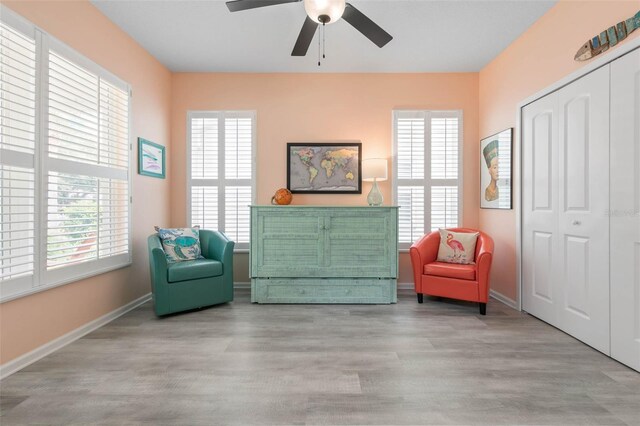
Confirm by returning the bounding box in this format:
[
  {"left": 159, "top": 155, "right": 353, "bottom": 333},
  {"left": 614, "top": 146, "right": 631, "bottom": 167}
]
[{"left": 225, "top": 0, "right": 393, "bottom": 59}]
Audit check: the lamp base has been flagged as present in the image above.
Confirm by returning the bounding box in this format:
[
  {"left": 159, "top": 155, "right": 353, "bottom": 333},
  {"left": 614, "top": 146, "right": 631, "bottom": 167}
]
[{"left": 367, "top": 179, "right": 383, "bottom": 207}]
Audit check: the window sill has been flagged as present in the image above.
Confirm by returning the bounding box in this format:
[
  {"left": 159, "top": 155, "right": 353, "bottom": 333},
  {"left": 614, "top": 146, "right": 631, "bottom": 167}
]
[{"left": 0, "top": 261, "right": 132, "bottom": 304}]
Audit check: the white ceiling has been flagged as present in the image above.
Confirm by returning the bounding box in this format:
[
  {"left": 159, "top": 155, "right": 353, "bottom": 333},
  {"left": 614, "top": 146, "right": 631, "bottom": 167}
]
[{"left": 91, "top": 0, "right": 557, "bottom": 73}]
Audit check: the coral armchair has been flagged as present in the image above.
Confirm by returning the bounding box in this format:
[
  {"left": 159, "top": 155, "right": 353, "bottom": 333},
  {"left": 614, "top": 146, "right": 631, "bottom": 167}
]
[{"left": 409, "top": 228, "right": 494, "bottom": 315}]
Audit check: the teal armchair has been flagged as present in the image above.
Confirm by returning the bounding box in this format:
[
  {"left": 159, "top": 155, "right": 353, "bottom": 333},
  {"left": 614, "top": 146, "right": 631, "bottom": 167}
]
[{"left": 148, "top": 230, "right": 234, "bottom": 316}]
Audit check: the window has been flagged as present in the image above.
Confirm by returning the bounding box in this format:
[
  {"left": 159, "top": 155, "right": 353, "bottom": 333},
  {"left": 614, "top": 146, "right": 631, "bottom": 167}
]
[
  {"left": 187, "top": 111, "right": 255, "bottom": 250},
  {"left": 0, "top": 7, "right": 131, "bottom": 301},
  {"left": 392, "top": 110, "right": 462, "bottom": 249}
]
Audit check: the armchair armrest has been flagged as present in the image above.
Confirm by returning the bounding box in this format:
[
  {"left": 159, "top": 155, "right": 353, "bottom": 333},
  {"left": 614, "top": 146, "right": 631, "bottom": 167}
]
[
  {"left": 409, "top": 232, "right": 440, "bottom": 291},
  {"left": 200, "top": 230, "right": 235, "bottom": 301},
  {"left": 200, "top": 230, "right": 235, "bottom": 264},
  {"left": 147, "top": 234, "right": 169, "bottom": 312},
  {"left": 475, "top": 233, "right": 494, "bottom": 303},
  {"left": 148, "top": 234, "right": 168, "bottom": 277}
]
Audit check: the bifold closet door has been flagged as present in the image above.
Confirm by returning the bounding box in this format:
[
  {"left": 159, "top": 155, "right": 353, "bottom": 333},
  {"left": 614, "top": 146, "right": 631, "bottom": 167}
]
[
  {"left": 523, "top": 65, "right": 610, "bottom": 354},
  {"left": 522, "top": 93, "right": 560, "bottom": 325},
  {"left": 610, "top": 48, "right": 640, "bottom": 371},
  {"left": 557, "top": 66, "right": 610, "bottom": 354}
]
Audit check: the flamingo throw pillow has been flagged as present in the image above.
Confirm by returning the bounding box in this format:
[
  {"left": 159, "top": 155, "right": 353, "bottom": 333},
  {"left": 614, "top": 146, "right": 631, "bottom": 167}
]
[
  {"left": 436, "top": 229, "right": 479, "bottom": 265},
  {"left": 154, "top": 226, "right": 203, "bottom": 262}
]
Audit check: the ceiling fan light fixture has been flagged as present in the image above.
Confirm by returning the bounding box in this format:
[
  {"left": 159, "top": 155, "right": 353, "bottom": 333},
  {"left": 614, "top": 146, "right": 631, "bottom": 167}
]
[{"left": 304, "top": 0, "right": 346, "bottom": 24}]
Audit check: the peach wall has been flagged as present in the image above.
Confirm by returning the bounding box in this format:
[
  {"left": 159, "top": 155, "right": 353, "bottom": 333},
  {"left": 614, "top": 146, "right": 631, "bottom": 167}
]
[
  {"left": 479, "top": 0, "right": 640, "bottom": 301},
  {"left": 0, "top": 1, "right": 171, "bottom": 365},
  {"left": 170, "top": 73, "right": 480, "bottom": 283}
]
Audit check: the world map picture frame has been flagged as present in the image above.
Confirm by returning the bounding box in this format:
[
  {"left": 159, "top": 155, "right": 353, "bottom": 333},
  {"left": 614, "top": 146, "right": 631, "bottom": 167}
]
[{"left": 287, "top": 142, "right": 362, "bottom": 194}]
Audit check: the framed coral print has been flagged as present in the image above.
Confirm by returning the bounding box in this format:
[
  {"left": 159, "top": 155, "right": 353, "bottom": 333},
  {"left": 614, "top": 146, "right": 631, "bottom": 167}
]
[
  {"left": 480, "top": 128, "right": 512, "bottom": 209},
  {"left": 138, "top": 138, "right": 165, "bottom": 179},
  {"left": 287, "top": 142, "right": 362, "bottom": 194}
]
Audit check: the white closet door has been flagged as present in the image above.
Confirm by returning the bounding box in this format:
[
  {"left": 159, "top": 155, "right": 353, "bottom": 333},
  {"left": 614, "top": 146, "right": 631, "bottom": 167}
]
[
  {"left": 523, "top": 65, "right": 610, "bottom": 354},
  {"left": 610, "top": 48, "right": 640, "bottom": 371},
  {"left": 556, "top": 65, "right": 610, "bottom": 354},
  {"left": 522, "top": 93, "right": 560, "bottom": 323}
]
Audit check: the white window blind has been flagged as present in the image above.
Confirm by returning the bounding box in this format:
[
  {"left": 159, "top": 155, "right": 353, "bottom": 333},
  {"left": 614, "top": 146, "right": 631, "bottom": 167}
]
[
  {"left": 497, "top": 129, "right": 512, "bottom": 209},
  {"left": 0, "top": 22, "right": 36, "bottom": 155},
  {"left": 46, "top": 47, "right": 130, "bottom": 275},
  {"left": 393, "top": 110, "right": 463, "bottom": 249},
  {"left": 0, "top": 7, "right": 131, "bottom": 302},
  {"left": 0, "top": 165, "right": 35, "bottom": 282},
  {"left": 1, "top": 16, "right": 37, "bottom": 297},
  {"left": 187, "top": 111, "right": 255, "bottom": 250}
]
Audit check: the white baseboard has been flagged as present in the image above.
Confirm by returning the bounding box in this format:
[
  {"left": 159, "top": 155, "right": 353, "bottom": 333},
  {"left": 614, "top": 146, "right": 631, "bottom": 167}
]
[
  {"left": 489, "top": 289, "right": 519, "bottom": 310},
  {"left": 0, "top": 293, "right": 151, "bottom": 380},
  {"left": 397, "top": 282, "right": 413, "bottom": 290},
  {"left": 234, "top": 281, "right": 251, "bottom": 289}
]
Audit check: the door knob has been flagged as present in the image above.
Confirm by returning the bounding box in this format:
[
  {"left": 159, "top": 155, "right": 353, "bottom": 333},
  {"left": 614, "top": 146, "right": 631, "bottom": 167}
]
[{"left": 572, "top": 220, "right": 581, "bottom": 225}]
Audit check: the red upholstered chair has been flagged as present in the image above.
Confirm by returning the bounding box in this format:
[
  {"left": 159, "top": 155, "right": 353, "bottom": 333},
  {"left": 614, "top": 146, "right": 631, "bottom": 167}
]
[{"left": 409, "top": 228, "right": 494, "bottom": 315}]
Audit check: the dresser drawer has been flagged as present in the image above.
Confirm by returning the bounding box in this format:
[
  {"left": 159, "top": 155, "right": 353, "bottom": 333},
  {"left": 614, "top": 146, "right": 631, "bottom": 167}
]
[{"left": 251, "top": 278, "right": 397, "bottom": 304}]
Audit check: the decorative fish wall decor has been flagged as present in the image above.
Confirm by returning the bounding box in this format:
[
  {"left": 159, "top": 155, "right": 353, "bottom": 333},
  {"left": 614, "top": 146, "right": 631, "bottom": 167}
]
[{"left": 575, "top": 10, "right": 640, "bottom": 61}]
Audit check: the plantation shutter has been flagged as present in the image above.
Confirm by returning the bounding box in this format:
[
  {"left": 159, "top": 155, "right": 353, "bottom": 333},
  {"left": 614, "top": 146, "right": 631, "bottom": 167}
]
[
  {"left": 45, "top": 42, "right": 130, "bottom": 283},
  {"left": 393, "top": 111, "right": 462, "bottom": 249},
  {"left": 396, "top": 115, "right": 427, "bottom": 245},
  {"left": 430, "top": 115, "right": 460, "bottom": 231},
  {"left": 223, "top": 116, "right": 252, "bottom": 246},
  {"left": 188, "top": 111, "right": 255, "bottom": 250},
  {"left": 396, "top": 118, "right": 425, "bottom": 180},
  {"left": 497, "top": 129, "right": 512, "bottom": 209},
  {"left": 190, "top": 116, "right": 219, "bottom": 230},
  {"left": 0, "top": 7, "right": 132, "bottom": 301},
  {"left": 0, "top": 20, "right": 37, "bottom": 291}
]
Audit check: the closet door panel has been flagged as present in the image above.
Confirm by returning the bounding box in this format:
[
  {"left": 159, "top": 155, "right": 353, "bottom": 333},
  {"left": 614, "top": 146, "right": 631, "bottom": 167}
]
[
  {"left": 522, "top": 93, "right": 560, "bottom": 323},
  {"left": 557, "top": 65, "right": 610, "bottom": 354},
  {"left": 610, "top": 48, "right": 640, "bottom": 371}
]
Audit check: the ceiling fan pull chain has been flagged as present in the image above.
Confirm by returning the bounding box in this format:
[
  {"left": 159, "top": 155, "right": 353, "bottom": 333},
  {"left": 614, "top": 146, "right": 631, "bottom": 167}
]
[
  {"left": 318, "top": 23, "right": 321, "bottom": 66},
  {"left": 323, "top": 22, "right": 326, "bottom": 59}
]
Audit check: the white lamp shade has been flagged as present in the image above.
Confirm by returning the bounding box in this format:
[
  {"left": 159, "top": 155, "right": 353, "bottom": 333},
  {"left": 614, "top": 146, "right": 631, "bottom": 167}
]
[
  {"left": 362, "top": 158, "right": 388, "bottom": 182},
  {"left": 304, "top": 0, "right": 346, "bottom": 24}
]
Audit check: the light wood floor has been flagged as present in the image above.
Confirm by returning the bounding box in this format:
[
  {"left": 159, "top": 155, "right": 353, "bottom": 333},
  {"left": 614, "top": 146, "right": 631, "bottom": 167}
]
[{"left": 1, "top": 289, "right": 639, "bottom": 425}]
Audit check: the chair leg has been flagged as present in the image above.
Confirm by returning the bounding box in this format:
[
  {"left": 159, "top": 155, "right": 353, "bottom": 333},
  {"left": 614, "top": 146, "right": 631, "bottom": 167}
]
[
  {"left": 479, "top": 303, "right": 487, "bottom": 315},
  {"left": 417, "top": 293, "right": 423, "bottom": 303}
]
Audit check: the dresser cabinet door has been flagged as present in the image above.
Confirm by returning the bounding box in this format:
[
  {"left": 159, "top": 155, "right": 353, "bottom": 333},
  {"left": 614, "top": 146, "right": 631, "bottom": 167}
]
[
  {"left": 251, "top": 207, "right": 398, "bottom": 279},
  {"left": 325, "top": 209, "right": 397, "bottom": 278},
  {"left": 252, "top": 209, "right": 324, "bottom": 277}
]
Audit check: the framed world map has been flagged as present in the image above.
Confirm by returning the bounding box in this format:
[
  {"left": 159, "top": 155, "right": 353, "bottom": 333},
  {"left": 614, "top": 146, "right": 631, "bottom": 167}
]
[{"left": 287, "top": 142, "right": 362, "bottom": 194}]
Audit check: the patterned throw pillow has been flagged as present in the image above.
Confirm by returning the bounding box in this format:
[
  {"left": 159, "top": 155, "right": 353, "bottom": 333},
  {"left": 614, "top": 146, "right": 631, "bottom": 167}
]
[
  {"left": 154, "top": 226, "right": 202, "bottom": 262},
  {"left": 436, "top": 229, "right": 479, "bottom": 265}
]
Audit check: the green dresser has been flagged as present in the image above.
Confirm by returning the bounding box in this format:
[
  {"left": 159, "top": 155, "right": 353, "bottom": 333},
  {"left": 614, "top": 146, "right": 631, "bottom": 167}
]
[{"left": 250, "top": 206, "right": 398, "bottom": 304}]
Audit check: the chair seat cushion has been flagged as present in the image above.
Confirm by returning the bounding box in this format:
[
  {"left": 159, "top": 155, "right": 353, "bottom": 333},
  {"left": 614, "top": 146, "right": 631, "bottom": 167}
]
[
  {"left": 167, "top": 259, "right": 223, "bottom": 283},
  {"left": 423, "top": 261, "right": 476, "bottom": 281}
]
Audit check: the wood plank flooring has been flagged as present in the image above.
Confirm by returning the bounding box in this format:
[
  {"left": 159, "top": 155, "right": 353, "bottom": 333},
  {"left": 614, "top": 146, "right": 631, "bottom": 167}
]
[{"left": 1, "top": 289, "right": 639, "bottom": 425}]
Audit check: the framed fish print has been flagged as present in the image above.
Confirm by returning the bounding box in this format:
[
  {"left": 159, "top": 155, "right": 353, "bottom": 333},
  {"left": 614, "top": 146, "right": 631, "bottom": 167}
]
[
  {"left": 287, "top": 142, "right": 362, "bottom": 194},
  {"left": 138, "top": 138, "right": 165, "bottom": 179},
  {"left": 480, "top": 128, "right": 512, "bottom": 209}
]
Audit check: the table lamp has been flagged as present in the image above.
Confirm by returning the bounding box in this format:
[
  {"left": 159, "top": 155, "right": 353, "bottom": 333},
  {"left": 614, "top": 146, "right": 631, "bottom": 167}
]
[{"left": 362, "top": 158, "right": 388, "bottom": 206}]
